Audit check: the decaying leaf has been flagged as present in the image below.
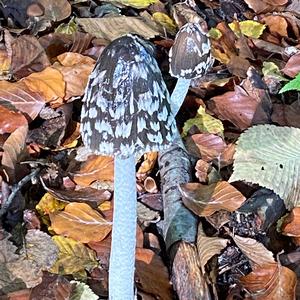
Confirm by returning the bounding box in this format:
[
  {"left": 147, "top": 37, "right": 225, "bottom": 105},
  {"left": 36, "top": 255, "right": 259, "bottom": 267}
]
[
  {"left": 70, "top": 280, "right": 99, "bottom": 300},
  {"left": 230, "top": 124, "right": 300, "bottom": 209},
  {"left": 76, "top": 17, "right": 161, "bottom": 41},
  {"left": 179, "top": 181, "right": 246, "bottom": 216},
  {"left": 50, "top": 236, "right": 98, "bottom": 275},
  {"left": 0, "top": 105, "right": 28, "bottom": 134},
  {"left": 50, "top": 203, "right": 112, "bottom": 243},
  {"left": 282, "top": 53, "right": 300, "bottom": 78}
]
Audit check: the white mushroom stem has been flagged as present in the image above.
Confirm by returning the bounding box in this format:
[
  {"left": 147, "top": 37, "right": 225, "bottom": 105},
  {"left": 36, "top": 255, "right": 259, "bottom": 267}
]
[
  {"left": 109, "top": 155, "right": 137, "bottom": 300},
  {"left": 170, "top": 78, "right": 191, "bottom": 116}
]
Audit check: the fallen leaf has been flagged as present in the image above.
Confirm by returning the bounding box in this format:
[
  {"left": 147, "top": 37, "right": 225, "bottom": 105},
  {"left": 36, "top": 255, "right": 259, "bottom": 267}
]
[
  {"left": 70, "top": 280, "right": 99, "bottom": 300},
  {"left": 271, "top": 101, "right": 300, "bottom": 127},
  {"left": 76, "top": 17, "right": 161, "bottom": 41},
  {"left": 240, "top": 263, "right": 296, "bottom": 300},
  {"left": 0, "top": 81, "right": 45, "bottom": 121},
  {"left": 10, "top": 35, "right": 50, "bottom": 80},
  {"left": 152, "top": 12, "right": 177, "bottom": 35},
  {"left": 179, "top": 181, "right": 246, "bottom": 216},
  {"left": 229, "top": 20, "right": 266, "bottom": 38},
  {"left": 195, "top": 159, "right": 211, "bottom": 182},
  {"left": 197, "top": 223, "right": 229, "bottom": 273},
  {"left": 232, "top": 235, "right": 275, "bottom": 267},
  {"left": 0, "top": 105, "right": 28, "bottom": 134},
  {"left": 135, "top": 248, "right": 172, "bottom": 300},
  {"left": 21, "top": 67, "right": 65, "bottom": 103},
  {"left": 243, "top": 0, "right": 288, "bottom": 14},
  {"left": 281, "top": 207, "right": 300, "bottom": 236},
  {"left": 137, "top": 152, "right": 158, "bottom": 181},
  {"left": 73, "top": 155, "right": 114, "bottom": 186},
  {"left": 209, "top": 85, "right": 270, "bottom": 130},
  {"left": 50, "top": 236, "right": 98, "bottom": 275},
  {"left": 37, "top": 0, "right": 71, "bottom": 22},
  {"left": 261, "top": 15, "right": 288, "bottom": 37},
  {"left": 282, "top": 53, "right": 300, "bottom": 78},
  {"left": 50, "top": 203, "right": 112, "bottom": 243},
  {"left": 36, "top": 192, "right": 66, "bottom": 215},
  {"left": 182, "top": 106, "right": 224, "bottom": 138},
  {"left": 186, "top": 133, "right": 226, "bottom": 161},
  {"left": 1, "top": 125, "right": 28, "bottom": 181}
]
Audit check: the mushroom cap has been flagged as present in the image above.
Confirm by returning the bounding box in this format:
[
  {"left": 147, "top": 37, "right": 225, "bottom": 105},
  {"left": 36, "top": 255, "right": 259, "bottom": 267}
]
[
  {"left": 81, "top": 35, "right": 177, "bottom": 159},
  {"left": 169, "top": 22, "right": 214, "bottom": 79}
]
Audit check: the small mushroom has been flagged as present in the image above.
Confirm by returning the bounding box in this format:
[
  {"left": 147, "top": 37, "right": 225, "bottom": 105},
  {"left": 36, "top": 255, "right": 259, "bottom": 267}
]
[
  {"left": 169, "top": 20, "right": 214, "bottom": 115},
  {"left": 81, "top": 35, "right": 177, "bottom": 299}
]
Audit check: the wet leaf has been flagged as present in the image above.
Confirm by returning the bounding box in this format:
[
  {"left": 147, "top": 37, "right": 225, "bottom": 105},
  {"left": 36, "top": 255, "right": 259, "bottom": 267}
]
[
  {"left": 197, "top": 223, "right": 229, "bottom": 273},
  {"left": 73, "top": 155, "right": 114, "bottom": 187},
  {"left": 0, "top": 105, "right": 27, "bottom": 134},
  {"left": 182, "top": 106, "right": 224, "bottom": 138},
  {"left": 0, "top": 81, "right": 45, "bottom": 121},
  {"left": 179, "top": 181, "right": 246, "bottom": 216},
  {"left": 135, "top": 248, "right": 172, "bottom": 300},
  {"left": 76, "top": 17, "right": 161, "bottom": 41},
  {"left": 230, "top": 124, "right": 300, "bottom": 209},
  {"left": 50, "top": 236, "right": 98, "bottom": 275},
  {"left": 240, "top": 263, "right": 296, "bottom": 300},
  {"left": 229, "top": 20, "right": 266, "bottom": 38},
  {"left": 21, "top": 67, "right": 65, "bottom": 104},
  {"left": 50, "top": 203, "right": 112, "bottom": 243}
]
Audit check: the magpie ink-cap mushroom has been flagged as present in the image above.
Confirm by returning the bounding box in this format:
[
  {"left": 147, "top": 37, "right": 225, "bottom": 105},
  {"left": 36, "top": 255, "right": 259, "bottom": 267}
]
[
  {"left": 169, "top": 21, "right": 214, "bottom": 115},
  {"left": 80, "top": 34, "right": 176, "bottom": 300}
]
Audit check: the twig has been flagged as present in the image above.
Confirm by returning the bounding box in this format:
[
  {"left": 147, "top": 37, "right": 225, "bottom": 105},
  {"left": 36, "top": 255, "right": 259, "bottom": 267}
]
[{"left": 0, "top": 168, "right": 41, "bottom": 219}]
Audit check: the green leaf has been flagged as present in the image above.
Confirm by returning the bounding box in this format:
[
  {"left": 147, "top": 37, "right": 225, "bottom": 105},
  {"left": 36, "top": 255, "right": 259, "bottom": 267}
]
[
  {"left": 230, "top": 125, "right": 300, "bottom": 209},
  {"left": 229, "top": 20, "right": 266, "bottom": 38},
  {"left": 279, "top": 73, "right": 300, "bottom": 93},
  {"left": 55, "top": 17, "right": 77, "bottom": 34},
  {"left": 182, "top": 106, "right": 224, "bottom": 138},
  {"left": 208, "top": 28, "right": 222, "bottom": 39},
  {"left": 262, "top": 62, "right": 288, "bottom": 82}
]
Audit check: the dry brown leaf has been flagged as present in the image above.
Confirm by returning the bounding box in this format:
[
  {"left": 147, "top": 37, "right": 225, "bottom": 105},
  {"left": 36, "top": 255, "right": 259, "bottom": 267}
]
[
  {"left": 195, "top": 159, "right": 211, "bottom": 183},
  {"left": 0, "top": 105, "right": 28, "bottom": 134},
  {"left": 209, "top": 85, "right": 269, "bottom": 130},
  {"left": 37, "top": 0, "right": 71, "bottom": 22},
  {"left": 73, "top": 155, "right": 114, "bottom": 187},
  {"left": 244, "top": 0, "right": 288, "bottom": 13},
  {"left": 179, "top": 181, "right": 246, "bottom": 216},
  {"left": 197, "top": 223, "right": 229, "bottom": 273},
  {"left": 2, "top": 125, "right": 28, "bottom": 181},
  {"left": 282, "top": 52, "right": 300, "bottom": 78},
  {"left": 232, "top": 235, "right": 275, "bottom": 267},
  {"left": 186, "top": 133, "right": 226, "bottom": 162},
  {"left": 10, "top": 35, "right": 50, "bottom": 80},
  {"left": 137, "top": 152, "right": 158, "bottom": 181},
  {"left": 50, "top": 202, "right": 112, "bottom": 243},
  {"left": 272, "top": 102, "right": 300, "bottom": 128},
  {"left": 53, "top": 52, "right": 95, "bottom": 100},
  {"left": 219, "top": 143, "right": 235, "bottom": 167},
  {"left": 135, "top": 248, "right": 172, "bottom": 300},
  {"left": 21, "top": 67, "right": 65, "bottom": 104},
  {"left": 281, "top": 207, "right": 300, "bottom": 237},
  {"left": 0, "top": 81, "right": 45, "bottom": 121},
  {"left": 261, "top": 15, "right": 288, "bottom": 37},
  {"left": 76, "top": 17, "right": 161, "bottom": 41},
  {"left": 240, "top": 263, "right": 296, "bottom": 300}
]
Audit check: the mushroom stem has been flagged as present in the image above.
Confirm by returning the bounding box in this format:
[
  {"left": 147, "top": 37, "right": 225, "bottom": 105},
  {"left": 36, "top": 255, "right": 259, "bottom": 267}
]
[
  {"left": 170, "top": 78, "right": 191, "bottom": 116},
  {"left": 109, "top": 155, "right": 137, "bottom": 300}
]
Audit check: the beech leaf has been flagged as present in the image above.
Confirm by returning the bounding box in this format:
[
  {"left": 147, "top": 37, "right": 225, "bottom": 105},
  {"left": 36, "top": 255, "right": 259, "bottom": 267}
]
[
  {"left": 50, "top": 203, "right": 112, "bottom": 243},
  {"left": 179, "top": 181, "right": 246, "bottom": 216},
  {"left": 0, "top": 105, "right": 27, "bottom": 134}
]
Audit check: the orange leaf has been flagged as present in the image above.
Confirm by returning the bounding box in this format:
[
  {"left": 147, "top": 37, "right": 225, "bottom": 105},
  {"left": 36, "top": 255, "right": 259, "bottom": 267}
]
[
  {"left": 0, "top": 105, "right": 27, "bottom": 134},
  {"left": 74, "top": 155, "right": 114, "bottom": 186},
  {"left": 50, "top": 202, "right": 112, "bottom": 243},
  {"left": 179, "top": 181, "right": 246, "bottom": 216},
  {"left": 22, "top": 67, "right": 65, "bottom": 104}
]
